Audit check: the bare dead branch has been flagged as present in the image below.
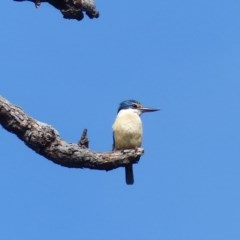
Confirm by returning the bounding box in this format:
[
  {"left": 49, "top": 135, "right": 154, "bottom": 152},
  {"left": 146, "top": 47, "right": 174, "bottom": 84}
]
[
  {"left": 0, "top": 95, "right": 143, "bottom": 171},
  {"left": 14, "top": 0, "right": 99, "bottom": 21}
]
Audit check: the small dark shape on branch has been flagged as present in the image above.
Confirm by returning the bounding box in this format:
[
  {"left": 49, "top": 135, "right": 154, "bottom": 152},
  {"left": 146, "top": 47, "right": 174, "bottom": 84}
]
[
  {"left": 78, "top": 129, "right": 89, "bottom": 148},
  {"left": 14, "top": 0, "right": 99, "bottom": 21}
]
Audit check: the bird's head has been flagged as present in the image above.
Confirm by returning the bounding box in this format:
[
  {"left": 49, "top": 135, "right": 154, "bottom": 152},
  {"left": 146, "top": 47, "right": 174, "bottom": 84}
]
[{"left": 117, "top": 100, "right": 159, "bottom": 115}]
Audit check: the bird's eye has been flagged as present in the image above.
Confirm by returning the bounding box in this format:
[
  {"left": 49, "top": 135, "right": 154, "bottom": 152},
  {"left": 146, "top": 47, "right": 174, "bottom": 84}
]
[{"left": 132, "top": 103, "right": 138, "bottom": 109}]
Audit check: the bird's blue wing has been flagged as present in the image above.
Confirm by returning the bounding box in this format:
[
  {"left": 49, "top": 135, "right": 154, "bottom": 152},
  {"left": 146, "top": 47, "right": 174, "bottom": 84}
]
[{"left": 112, "top": 132, "right": 115, "bottom": 151}]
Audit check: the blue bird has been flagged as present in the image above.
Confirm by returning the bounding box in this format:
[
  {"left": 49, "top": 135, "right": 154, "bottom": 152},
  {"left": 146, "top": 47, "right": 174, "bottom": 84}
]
[{"left": 112, "top": 100, "right": 159, "bottom": 185}]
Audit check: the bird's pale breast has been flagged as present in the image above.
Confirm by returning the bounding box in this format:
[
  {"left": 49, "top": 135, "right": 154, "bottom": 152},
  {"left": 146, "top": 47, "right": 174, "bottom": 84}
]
[{"left": 113, "top": 109, "right": 143, "bottom": 150}]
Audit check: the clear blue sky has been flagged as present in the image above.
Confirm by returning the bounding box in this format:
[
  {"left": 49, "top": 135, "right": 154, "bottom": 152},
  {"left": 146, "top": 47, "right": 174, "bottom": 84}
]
[{"left": 1, "top": 1, "right": 240, "bottom": 239}]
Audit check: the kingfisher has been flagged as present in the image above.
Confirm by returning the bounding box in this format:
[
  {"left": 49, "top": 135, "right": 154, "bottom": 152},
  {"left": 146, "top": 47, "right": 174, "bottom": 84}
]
[{"left": 112, "top": 100, "right": 159, "bottom": 185}]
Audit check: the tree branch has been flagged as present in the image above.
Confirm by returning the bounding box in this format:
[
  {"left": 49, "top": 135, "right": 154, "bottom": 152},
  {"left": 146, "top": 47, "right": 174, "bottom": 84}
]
[
  {"left": 0, "top": 95, "right": 144, "bottom": 171},
  {"left": 14, "top": 0, "right": 99, "bottom": 21}
]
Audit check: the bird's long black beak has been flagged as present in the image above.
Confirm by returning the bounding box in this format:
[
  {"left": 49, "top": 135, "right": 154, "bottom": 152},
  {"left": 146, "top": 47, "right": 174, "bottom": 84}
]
[{"left": 140, "top": 107, "right": 160, "bottom": 113}]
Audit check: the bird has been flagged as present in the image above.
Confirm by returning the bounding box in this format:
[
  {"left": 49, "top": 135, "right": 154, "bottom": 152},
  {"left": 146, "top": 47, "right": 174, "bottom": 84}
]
[{"left": 112, "top": 100, "right": 159, "bottom": 185}]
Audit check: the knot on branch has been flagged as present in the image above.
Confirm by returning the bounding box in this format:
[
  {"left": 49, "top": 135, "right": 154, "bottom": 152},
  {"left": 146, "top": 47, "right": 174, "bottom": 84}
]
[
  {"left": 24, "top": 123, "right": 57, "bottom": 152},
  {"left": 62, "top": 0, "right": 99, "bottom": 20}
]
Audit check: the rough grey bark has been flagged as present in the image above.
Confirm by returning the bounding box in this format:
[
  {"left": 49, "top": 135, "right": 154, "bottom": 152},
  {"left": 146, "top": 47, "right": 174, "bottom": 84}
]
[
  {"left": 0, "top": 95, "right": 143, "bottom": 170},
  {"left": 13, "top": 0, "right": 99, "bottom": 21}
]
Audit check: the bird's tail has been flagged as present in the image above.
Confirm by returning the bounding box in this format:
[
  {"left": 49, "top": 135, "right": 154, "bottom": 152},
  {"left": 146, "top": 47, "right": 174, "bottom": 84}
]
[{"left": 125, "top": 164, "right": 134, "bottom": 185}]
